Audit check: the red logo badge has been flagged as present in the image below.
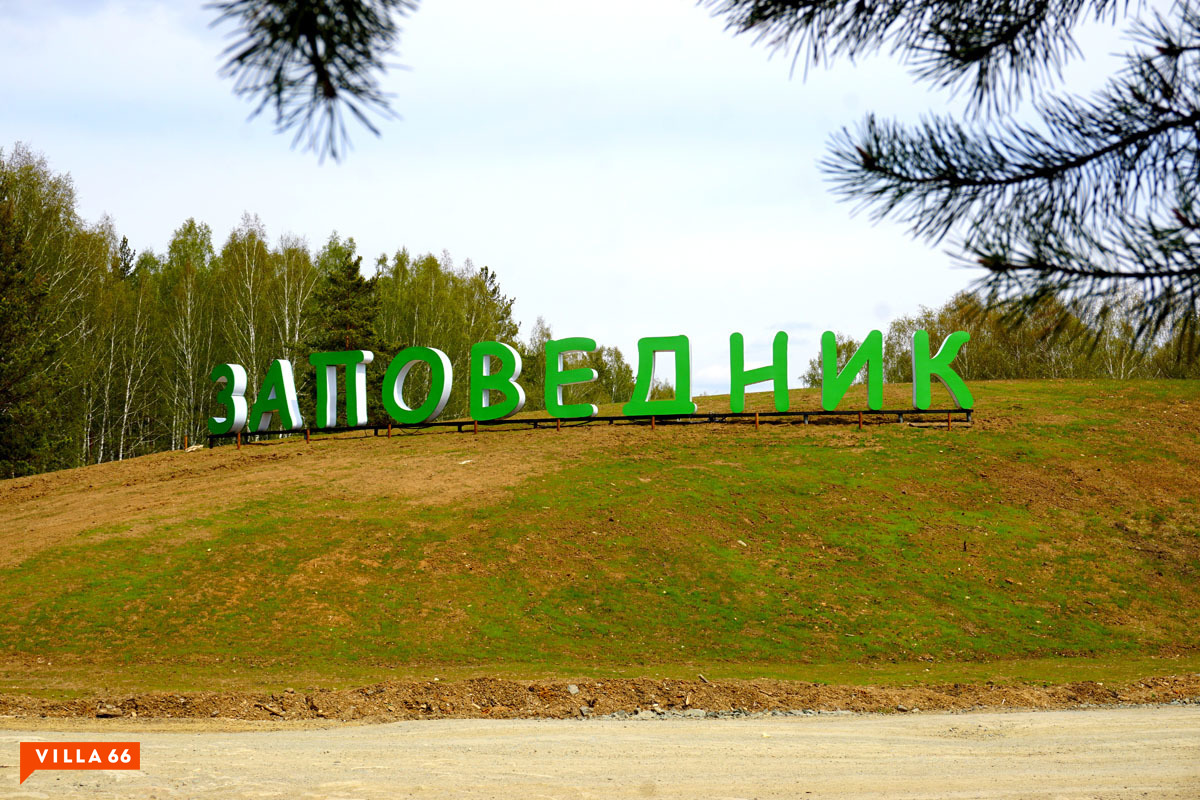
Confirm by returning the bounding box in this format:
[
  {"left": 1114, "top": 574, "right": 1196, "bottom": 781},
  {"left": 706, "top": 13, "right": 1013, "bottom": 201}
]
[{"left": 19, "top": 741, "right": 140, "bottom": 784}]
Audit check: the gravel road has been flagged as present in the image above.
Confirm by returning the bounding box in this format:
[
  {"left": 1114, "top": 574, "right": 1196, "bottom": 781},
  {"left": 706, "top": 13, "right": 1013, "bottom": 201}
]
[{"left": 3, "top": 706, "right": 1198, "bottom": 799}]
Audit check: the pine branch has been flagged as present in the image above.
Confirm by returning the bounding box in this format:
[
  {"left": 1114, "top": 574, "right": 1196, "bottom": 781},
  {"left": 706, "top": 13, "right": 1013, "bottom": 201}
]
[
  {"left": 209, "top": 0, "right": 418, "bottom": 161},
  {"left": 852, "top": 109, "right": 1200, "bottom": 193},
  {"left": 704, "top": 0, "right": 1130, "bottom": 111},
  {"left": 810, "top": 1, "right": 1200, "bottom": 348},
  {"left": 965, "top": 198, "right": 1200, "bottom": 343}
]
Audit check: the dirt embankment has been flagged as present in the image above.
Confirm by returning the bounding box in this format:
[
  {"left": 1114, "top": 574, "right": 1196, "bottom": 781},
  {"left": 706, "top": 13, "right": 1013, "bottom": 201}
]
[{"left": 2, "top": 674, "right": 1198, "bottom": 723}]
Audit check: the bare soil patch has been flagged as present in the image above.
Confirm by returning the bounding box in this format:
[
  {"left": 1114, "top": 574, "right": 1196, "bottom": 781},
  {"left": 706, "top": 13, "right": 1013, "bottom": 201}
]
[
  {"left": 1, "top": 673, "right": 1197, "bottom": 724},
  {"left": 0, "top": 425, "right": 619, "bottom": 568}
]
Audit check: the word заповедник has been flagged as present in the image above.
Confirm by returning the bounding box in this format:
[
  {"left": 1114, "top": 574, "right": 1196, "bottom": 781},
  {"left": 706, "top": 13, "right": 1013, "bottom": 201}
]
[{"left": 206, "top": 330, "right": 973, "bottom": 434}]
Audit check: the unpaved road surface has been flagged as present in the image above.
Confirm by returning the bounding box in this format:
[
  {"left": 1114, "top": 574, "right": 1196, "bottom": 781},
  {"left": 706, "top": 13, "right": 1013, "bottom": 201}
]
[{"left": 2, "top": 706, "right": 1198, "bottom": 799}]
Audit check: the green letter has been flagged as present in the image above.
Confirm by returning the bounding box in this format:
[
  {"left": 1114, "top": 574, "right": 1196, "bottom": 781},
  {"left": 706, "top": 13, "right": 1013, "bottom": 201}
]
[
  {"left": 382, "top": 347, "right": 453, "bottom": 424},
  {"left": 248, "top": 359, "right": 303, "bottom": 432},
  {"left": 207, "top": 363, "right": 248, "bottom": 435},
  {"left": 730, "top": 331, "right": 789, "bottom": 413},
  {"left": 545, "top": 337, "right": 600, "bottom": 419},
  {"left": 622, "top": 335, "right": 697, "bottom": 416},
  {"left": 309, "top": 350, "right": 375, "bottom": 427},
  {"left": 912, "top": 330, "right": 974, "bottom": 409},
  {"left": 469, "top": 341, "right": 526, "bottom": 421},
  {"left": 821, "top": 330, "right": 883, "bottom": 411}
]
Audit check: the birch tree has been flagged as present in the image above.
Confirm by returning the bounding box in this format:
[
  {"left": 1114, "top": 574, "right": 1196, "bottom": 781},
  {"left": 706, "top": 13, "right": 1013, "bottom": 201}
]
[{"left": 218, "top": 213, "right": 276, "bottom": 398}]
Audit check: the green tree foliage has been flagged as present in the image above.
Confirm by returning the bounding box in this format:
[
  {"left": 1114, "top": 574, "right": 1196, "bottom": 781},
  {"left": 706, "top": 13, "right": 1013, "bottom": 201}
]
[
  {"left": 218, "top": 214, "right": 276, "bottom": 397},
  {"left": 1151, "top": 315, "right": 1200, "bottom": 378},
  {"left": 112, "top": 236, "right": 135, "bottom": 280},
  {"left": 801, "top": 332, "right": 860, "bottom": 389},
  {"left": 273, "top": 232, "right": 320, "bottom": 367},
  {"left": 306, "top": 240, "right": 386, "bottom": 424},
  {"left": 309, "top": 244, "right": 381, "bottom": 353},
  {"left": 517, "top": 316, "right": 554, "bottom": 411},
  {"left": 160, "top": 219, "right": 217, "bottom": 449},
  {"left": 0, "top": 170, "right": 54, "bottom": 476},
  {"left": 1, "top": 144, "right": 114, "bottom": 474},
  {"left": 587, "top": 346, "right": 637, "bottom": 405},
  {"left": 804, "top": 289, "right": 1199, "bottom": 386},
  {"left": 517, "top": 318, "right": 637, "bottom": 412},
  {"left": 374, "top": 249, "right": 524, "bottom": 419}
]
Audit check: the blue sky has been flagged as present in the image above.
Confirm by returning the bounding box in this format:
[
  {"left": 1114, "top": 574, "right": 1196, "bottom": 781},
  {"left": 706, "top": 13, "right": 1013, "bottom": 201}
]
[{"left": 2, "top": 0, "right": 1130, "bottom": 394}]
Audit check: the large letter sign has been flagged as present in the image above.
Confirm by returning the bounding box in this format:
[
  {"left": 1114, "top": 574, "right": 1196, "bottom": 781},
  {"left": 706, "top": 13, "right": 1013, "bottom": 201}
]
[
  {"left": 469, "top": 341, "right": 526, "bottom": 421},
  {"left": 207, "top": 363, "right": 247, "bottom": 435},
  {"left": 310, "top": 350, "right": 374, "bottom": 428},
  {"left": 729, "top": 332, "right": 788, "bottom": 413},
  {"left": 247, "top": 359, "right": 303, "bottom": 431},
  {"left": 912, "top": 330, "right": 974, "bottom": 410},
  {"left": 545, "top": 337, "right": 600, "bottom": 419},
  {"left": 822, "top": 330, "right": 884, "bottom": 411},
  {"left": 207, "top": 329, "right": 975, "bottom": 434},
  {"left": 382, "top": 347, "right": 453, "bottom": 424},
  {"left": 622, "top": 335, "right": 697, "bottom": 416}
]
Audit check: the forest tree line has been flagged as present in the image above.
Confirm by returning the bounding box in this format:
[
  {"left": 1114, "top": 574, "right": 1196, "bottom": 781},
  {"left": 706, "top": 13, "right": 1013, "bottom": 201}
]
[
  {"left": 804, "top": 292, "right": 1200, "bottom": 389},
  {"left": 0, "top": 144, "right": 637, "bottom": 478},
  {"left": 3, "top": 143, "right": 1199, "bottom": 479}
]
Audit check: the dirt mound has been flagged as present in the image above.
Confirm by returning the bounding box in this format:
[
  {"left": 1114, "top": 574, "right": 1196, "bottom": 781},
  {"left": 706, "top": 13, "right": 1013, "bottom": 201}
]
[{"left": 2, "top": 674, "right": 1198, "bottom": 723}]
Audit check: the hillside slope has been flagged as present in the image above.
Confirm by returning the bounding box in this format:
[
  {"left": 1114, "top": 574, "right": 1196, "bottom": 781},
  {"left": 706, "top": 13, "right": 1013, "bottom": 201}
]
[{"left": 2, "top": 380, "right": 1198, "bottom": 694}]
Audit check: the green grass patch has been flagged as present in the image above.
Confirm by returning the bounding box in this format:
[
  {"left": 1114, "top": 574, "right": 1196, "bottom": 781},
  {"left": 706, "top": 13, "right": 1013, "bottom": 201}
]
[{"left": 1, "top": 379, "right": 1198, "bottom": 692}]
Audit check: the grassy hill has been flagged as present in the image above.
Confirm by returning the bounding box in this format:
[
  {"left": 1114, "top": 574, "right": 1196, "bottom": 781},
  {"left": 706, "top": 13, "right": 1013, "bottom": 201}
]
[{"left": 2, "top": 380, "right": 1198, "bottom": 697}]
